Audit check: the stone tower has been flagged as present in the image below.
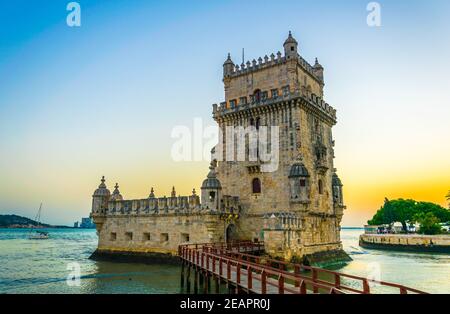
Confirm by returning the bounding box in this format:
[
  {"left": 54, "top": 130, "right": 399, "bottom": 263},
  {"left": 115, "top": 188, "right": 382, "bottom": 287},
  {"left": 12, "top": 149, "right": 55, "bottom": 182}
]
[
  {"left": 212, "top": 32, "right": 347, "bottom": 263},
  {"left": 89, "top": 32, "right": 348, "bottom": 265}
]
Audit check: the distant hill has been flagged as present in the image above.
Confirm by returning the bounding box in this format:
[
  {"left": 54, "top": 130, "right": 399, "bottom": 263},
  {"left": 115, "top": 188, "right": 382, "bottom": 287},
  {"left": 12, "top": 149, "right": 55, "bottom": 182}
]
[{"left": 0, "top": 214, "right": 70, "bottom": 228}]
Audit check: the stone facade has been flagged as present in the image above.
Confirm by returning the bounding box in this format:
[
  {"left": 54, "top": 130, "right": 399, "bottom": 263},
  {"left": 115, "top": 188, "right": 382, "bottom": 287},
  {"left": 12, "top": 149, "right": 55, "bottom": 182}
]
[{"left": 91, "top": 32, "right": 348, "bottom": 264}]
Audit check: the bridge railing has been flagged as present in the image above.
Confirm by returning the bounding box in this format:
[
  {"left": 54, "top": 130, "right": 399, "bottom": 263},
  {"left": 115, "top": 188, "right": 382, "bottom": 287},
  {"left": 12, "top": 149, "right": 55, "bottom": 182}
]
[
  {"left": 179, "top": 242, "right": 427, "bottom": 295},
  {"left": 178, "top": 241, "right": 264, "bottom": 255},
  {"left": 200, "top": 244, "right": 427, "bottom": 295},
  {"left": 180, "top": 244, "right": 345, "bottom": 294}
]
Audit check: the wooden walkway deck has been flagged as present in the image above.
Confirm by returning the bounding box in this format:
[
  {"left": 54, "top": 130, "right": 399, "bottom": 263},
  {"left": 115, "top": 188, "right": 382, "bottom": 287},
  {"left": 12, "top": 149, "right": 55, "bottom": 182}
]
[{"left": 179, "top": 242, "right": 427, "bottom": 295}]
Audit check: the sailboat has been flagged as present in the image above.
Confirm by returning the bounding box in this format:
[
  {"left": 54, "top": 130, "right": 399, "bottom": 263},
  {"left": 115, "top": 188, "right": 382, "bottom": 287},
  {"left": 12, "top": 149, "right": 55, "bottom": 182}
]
[{"left": 28, "top": 203, "right": 49, "bottom": 240}]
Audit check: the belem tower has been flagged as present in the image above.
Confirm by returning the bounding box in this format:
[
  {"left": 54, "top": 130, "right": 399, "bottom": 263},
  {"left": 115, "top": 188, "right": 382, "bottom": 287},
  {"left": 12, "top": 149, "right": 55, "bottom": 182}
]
[{"left": 90, "top": 32, "right": 349, "bottom": 265}]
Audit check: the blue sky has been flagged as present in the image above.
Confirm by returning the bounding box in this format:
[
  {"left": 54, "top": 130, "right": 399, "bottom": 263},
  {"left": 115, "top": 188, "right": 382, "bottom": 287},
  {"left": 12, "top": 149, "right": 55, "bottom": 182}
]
[{"left": 0, "top": 0, "right": 449, "bottom": 226}]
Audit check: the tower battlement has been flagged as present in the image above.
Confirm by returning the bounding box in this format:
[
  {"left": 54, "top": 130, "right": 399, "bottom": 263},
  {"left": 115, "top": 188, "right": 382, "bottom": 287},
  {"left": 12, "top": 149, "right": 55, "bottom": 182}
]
[
  {"left": 222, "top": 32, "right": 326, "bottom": 109},
  {"left": 225, "top": 52, "right": 322, "bottom": 84}
]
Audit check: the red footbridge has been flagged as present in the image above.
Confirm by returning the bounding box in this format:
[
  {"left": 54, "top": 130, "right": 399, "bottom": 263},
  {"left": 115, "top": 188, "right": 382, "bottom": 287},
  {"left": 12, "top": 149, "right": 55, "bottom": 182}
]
[{"left": 178, "top": 241, "right": 427, "bottom": 294}]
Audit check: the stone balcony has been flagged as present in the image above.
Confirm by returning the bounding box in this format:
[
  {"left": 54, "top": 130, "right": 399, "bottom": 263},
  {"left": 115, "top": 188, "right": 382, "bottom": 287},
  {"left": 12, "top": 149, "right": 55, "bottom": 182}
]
[
  {"left": 315, "top": 159, "right": 329, "bottom": 175},
  {"left": 213, "top": 90, "right": 337, "bottom": 123}
]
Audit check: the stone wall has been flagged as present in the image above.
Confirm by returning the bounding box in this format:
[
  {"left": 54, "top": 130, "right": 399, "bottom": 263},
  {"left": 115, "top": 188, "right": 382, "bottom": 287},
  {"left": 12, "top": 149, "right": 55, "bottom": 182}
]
[
  {"left": 93, "top": 213, "right": 225, "bottom": 256},
  {"left": 360, "top": 234, "right": 450, "bottom": 253}
]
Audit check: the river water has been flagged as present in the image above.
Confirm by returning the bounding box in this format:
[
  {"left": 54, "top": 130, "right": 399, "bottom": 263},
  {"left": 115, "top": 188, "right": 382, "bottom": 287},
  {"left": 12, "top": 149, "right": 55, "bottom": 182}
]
[{"left": 0, "top": 228, "right": 448, "bottom": 294}]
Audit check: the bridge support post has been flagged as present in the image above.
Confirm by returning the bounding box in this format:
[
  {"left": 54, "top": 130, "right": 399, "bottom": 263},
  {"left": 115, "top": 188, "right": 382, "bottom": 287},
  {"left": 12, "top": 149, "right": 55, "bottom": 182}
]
[
  {"left": 180, "top": 262, "right": 185, "bottom": 289},
  {"left": 193, "top": 267, "right": 198, "bottom": 294},
  {"left": 214, "top": 276, "right": 220, "bottom": 294},
  {"left": 203, "top": 272, "right": 209, "bottom": 294},
  {"left": 186, "top": 264, "right": 191, "bottom": 293},
  {"left": 199, "top": 270, "right": 204, "bottom": 286}
]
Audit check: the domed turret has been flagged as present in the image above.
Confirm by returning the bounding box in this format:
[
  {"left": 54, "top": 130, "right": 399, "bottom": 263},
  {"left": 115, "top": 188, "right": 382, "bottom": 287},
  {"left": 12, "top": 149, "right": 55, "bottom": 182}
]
[
  {"left": 201, "top": 172, "right": 222, "bottom": 190},
  {"left": 201, "top": 161, "right": 222, "bottom": 210},
  {"left": 288, "top": 162, "right": 310, "bottom": 203},
  {"left": 288, "top": 163, "right": 310, "bottom": 178},
  {"left": 110, "top": 183, "right": 123, "bottom": 201},
  {"left": 332, "top": 173, "right": 343, "bottom": 187},
  {"left": 313, "top": 58, "right": 324, "bottom": 82},
  {"left": 92, "top": 176, "right": 111, "bottom": 214},
  {"left": 93, "top": 176, "right": 111, "bottom": 197},
  {"left": 332, "top": 173, "right": 344, "bottom": 206},
  {"left": 223, "top": 53, "right": 235, "bottom": 77},
  {"left": 283, "top": 31, "right": 298, "bottom": 59},
  {"left": 149, "top": 187, "right": 155, "bottom": 198}
]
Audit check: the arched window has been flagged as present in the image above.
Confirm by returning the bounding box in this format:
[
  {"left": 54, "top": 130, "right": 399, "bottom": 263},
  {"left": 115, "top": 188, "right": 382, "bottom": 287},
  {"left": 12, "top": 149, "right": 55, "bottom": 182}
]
[
  {"left": 252, "top": 178, "right": 261, "bottom": 194},
  {"left": 318, "top": 179, "right": 323, "bottom": 194}
]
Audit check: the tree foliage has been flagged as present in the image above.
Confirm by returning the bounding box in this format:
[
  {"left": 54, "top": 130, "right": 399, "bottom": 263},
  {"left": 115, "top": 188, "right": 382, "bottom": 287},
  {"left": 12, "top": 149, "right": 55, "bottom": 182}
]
[
  {"left": 446, "top": 190, "right": 450, "bottom": 209},
  {"left": 413, "top": 212, "right": 442, "bottom": 235},
  {"left": 368, "top": 198, "right": 450, "bottom": 232}
]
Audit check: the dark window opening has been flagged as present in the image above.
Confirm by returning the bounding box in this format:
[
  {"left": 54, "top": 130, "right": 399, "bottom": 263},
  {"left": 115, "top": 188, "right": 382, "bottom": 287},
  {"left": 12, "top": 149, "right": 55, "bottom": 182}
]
[
  {"left": 300, "top": 179, "right": 306, "bottom": 187},
  {"left": 181, "top": 233, "right": 190, "bottom": 242},
  {"left": 252, "top": 178, "right": 261, "bottom": 194},
  {"left": 125, "top": 232, "right": 133, "bottom": 241},
  {"left": 318, "top": 180, "right": 323, "bottom": 194},
  {"left": 160, "top": 233, "right": 169, "bottom": 242},
  {"left": 209, "top": 191, "right": 216, "bottom": 201},
  {"left": 143, "top": 233, "right": 151, "bottom": 241},
  {"left": 254, "top": 89, "right": 261, "bottom": 102},
  {"left": 271, "top": 89, "right": 279, "bottom": 98}
]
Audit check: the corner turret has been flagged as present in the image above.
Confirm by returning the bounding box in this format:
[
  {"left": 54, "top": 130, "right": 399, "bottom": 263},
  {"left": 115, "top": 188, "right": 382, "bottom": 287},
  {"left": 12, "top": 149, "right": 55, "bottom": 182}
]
[
  {"left": 313, "top": 58, "right": 324, "bottom": 83},
  {"left": 201, "top": 161, "right": 222, "bottom": 210},
  {"left": 92, "top": 176, "right": 111, "bottom": 215},
  {"left": 332, "top": 172, "right": 344, "bottom": 207},
  {"left": 110, "top": 183, "right": 123, "bottom": 201},
  {"left": 284, "top": 31, "right": 298, "bottom": 60},
  {"left": 223, "top": 53, "right": 235, "bottom": 77}
]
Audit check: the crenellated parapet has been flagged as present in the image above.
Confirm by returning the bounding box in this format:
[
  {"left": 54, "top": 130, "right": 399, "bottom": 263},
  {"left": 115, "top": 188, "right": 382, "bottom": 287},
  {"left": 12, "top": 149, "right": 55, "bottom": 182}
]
[
  {"left": 91, "top": 178, "right": 242, "bottom": 218},
  {"left": 106, "top": 187, "right": 201, "bottom": 216},
  {"left": 226, "top": 53, "right": 322, "bottom": 84}
]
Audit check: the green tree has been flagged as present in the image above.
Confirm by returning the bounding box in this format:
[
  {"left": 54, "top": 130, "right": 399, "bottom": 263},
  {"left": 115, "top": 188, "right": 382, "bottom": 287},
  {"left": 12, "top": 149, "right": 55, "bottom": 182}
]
[
  {"left": 368, "top": 198, "right": 416, "bottom": 232},
  {"left": 446, "top": 191, "right": 450, "bottom": 209},
  {"left": 415, "top": 201, "right": 450, "bottom": 223},
  {"left": 413, "top": 212, "right": 442, "bottom": 235},
  {"left": 368, "top": 198, "right": 450, "bottom": 232}
]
